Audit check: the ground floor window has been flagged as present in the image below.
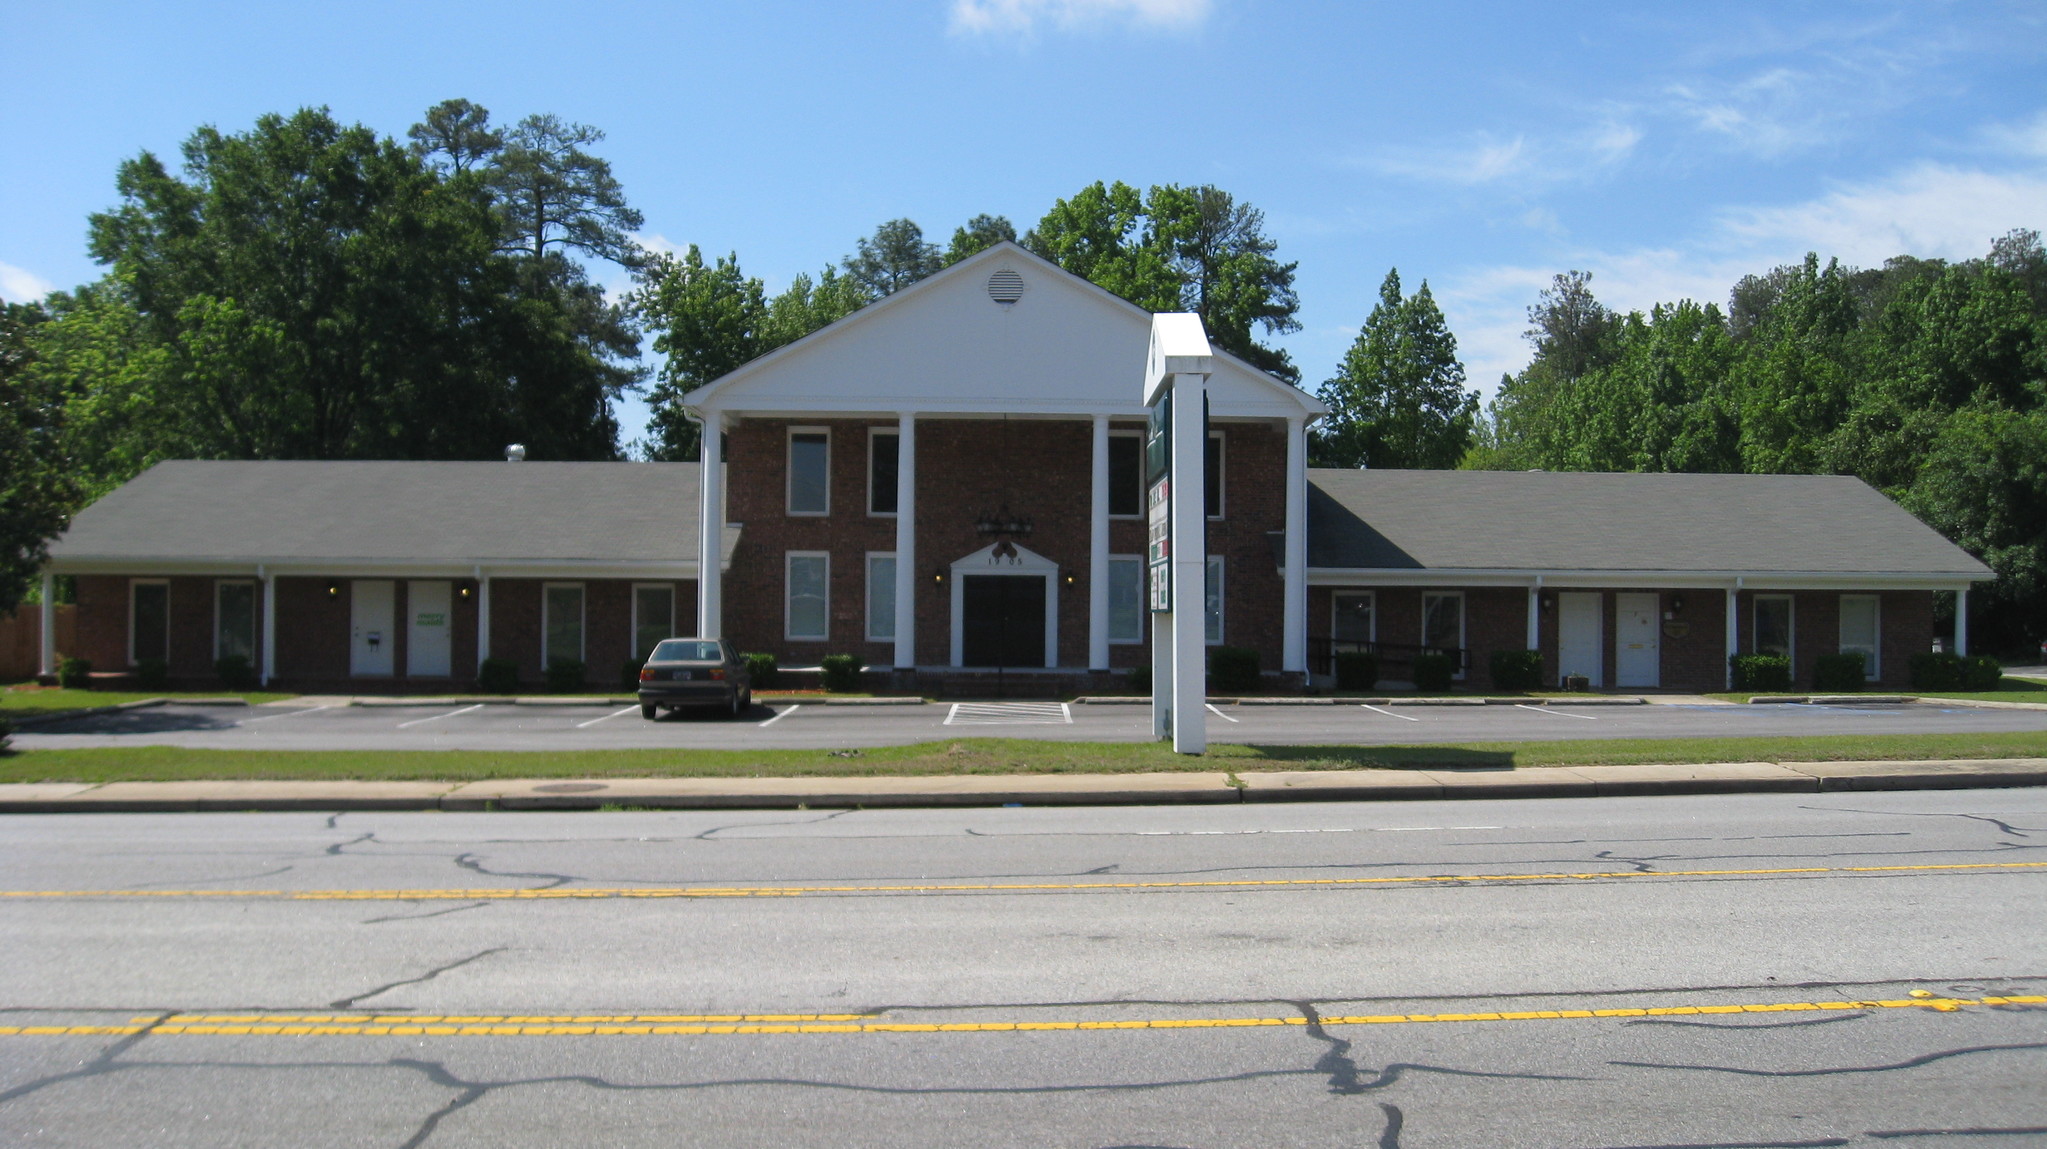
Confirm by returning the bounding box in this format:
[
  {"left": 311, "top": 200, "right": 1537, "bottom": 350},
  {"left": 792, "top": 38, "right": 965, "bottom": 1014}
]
[
  {"left": 1333, "top": 591, "right": 1375, "bottom": 644},
  {"left": 866, "top": 553, "right": 896, "bottom": 641},
  {"left": 215, "top": 581, "right": 255, "bottom": 663},
  {"left": 632, "top": 584, "right": 674, "bottom": 659},
  {"left": 1755, "top": 595, "right": 1794, "bottom": 660},
  {"left": 1423, "top": 591, "right": 1465, "bottom": 677},
  {"left": 787, "top": 552, "right": 829, "bottom": 641},
  {"left": 1839, "top": 594, "right": 1880, "bottom": 678},
  {"left": 131, "top": 580, "right": 168, "bottom": 666},
  {"left": 1108, "top": 556, "right": 1144, "bottom": 643},
  {"left": 543, "top": 583, "right": 585, "bottom": 666}
]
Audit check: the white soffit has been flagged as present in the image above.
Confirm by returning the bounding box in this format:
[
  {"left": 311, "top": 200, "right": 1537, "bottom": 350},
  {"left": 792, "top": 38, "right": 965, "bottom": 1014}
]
[{"left": 682, "top": 243, "right": 1324, "bottom": 421}]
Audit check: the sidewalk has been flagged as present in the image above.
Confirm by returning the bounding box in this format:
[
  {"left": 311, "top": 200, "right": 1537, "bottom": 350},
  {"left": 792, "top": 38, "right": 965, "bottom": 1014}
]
[{"left": 2, "top": 758, "right": 2042, "bottom": 812}]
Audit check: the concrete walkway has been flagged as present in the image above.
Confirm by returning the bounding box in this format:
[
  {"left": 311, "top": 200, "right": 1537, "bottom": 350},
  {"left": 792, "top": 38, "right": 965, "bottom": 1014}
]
[{"left": 2, "top": 757, "right": 2043, "bottom": 812}]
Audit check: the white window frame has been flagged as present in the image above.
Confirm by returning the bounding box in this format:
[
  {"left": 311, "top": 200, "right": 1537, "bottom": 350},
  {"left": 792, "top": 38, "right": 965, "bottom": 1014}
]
[
  {"left": 786, "top": 426, "right": 831, "bottom": 517},
  {"left": 1108, "top": 430, "right": 1144, "bottom": 519},
  {"left": 129, "top": 578, "right": 169, "bottom": 667},
  {"left": 867, "top": 427, "right": 899, "bottom": 518},
  {"left": 1754, "top": 594, "right": 1795, "bottom": 663},
  {"left": 541, "top": 582, "right": 586, "bottom": 665},
  {"left": 1108, "top": 554, "right": 1145, "bottom": 643},
  {"left": 785, "top": 551, "right": 831, "bottom": 642},
  {"left": 630, "top": 582, "right": 676, "bottom": 661},
  {"left": 1839, "top": 594, "right": 1881, "bottom": 679},
  {"left": 1206, "top": 430, "right": 1225, "bottom": 521},
  {"left": 1422, "top": 590, "right": 1467, "bottom": 680},
  {"left": 1205, "top": 555, "right": 1224, "bottom": 645},
  {"left": 213, "top": 579, "right": 257, "bottom": 663},
  {"left": 865, "top": 552, "right": 896, "bottom": 642},
  {"left": 1331, "top": 590, "right": 1377, "bottom": 644}
]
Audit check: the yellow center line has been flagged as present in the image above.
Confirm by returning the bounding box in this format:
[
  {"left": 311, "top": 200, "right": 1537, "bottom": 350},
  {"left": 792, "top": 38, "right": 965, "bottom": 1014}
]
[
  {"left": 1, "top": 995, "right": 2039, "bottom": 1039},
  {"left": 1, "top": 860, "right": 2043, "bottom": 901}
]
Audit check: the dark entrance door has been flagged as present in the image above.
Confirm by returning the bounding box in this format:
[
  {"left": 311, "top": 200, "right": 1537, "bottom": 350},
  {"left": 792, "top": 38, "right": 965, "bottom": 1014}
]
[{"left": 961, "top": 575, "right": 1045, "bottom": 668}]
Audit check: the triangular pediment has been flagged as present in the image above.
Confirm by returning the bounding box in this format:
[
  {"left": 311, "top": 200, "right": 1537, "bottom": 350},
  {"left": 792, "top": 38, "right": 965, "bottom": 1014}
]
[{"left": 950, "top": 541, "right": 1058, "bottom": 572}]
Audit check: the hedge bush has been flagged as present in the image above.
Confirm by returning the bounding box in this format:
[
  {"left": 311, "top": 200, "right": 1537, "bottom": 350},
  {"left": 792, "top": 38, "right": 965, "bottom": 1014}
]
[
  {"left": 545, "top": 657, "right": 586, "bottom": 693},
  {"left": 743, "top": 652, "right": 779, "bottom": 689},
  {"left": 215, "top": 654, "right": 256, "bottom": 691},
  {"left": 1910, "top": 651, "right": 1964, "bottom": 691},
  {"left": 1489, "top": 650, "right": 1543, "bottom": 692},
  {"left": 619, "top": 658, "right": 645, "bottom": 690},
  {"left": 1730, "top": 653, "right": 1792, "bottom": 692},
  {"left": 1208, "top": 646, "right": 1262, "bottom": 693},
  {"left": 477, "top": 657, "right": 519, "bottom": 694},
  {"left": 134, "top": 657, "right": 169, "bottom": 691},
  {"left": 1333, "top": 650, "right": 1378, "bottom": 692},
  {"left": 820, "top": 653, "right": 863, "bottom": 693},
  {"left": 1813, "top": 652, "right": 1867, "bottom": 693},
  {"left": 1963, "top": 655, "right": 2003, "bottom": 691},
  {"left": 1126, "top": 664, "right": 1151, "bottom": 694},
  {"left": 1412, "top": 652, "right": 1455, "bottom": 693},
  {"left": 57, "top": 657, "right": 92, "bottom": 689}
]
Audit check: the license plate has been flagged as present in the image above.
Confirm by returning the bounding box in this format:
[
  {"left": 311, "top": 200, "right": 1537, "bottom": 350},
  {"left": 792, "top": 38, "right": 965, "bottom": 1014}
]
[{"left": 676, "top": 670, "right": 693, "bottom": 681}]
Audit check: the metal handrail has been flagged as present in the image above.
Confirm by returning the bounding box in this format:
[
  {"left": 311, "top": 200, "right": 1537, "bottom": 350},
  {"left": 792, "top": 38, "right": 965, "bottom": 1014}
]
[{"left": 1307, "top": 637, "right": 1470, "bottom": 677}]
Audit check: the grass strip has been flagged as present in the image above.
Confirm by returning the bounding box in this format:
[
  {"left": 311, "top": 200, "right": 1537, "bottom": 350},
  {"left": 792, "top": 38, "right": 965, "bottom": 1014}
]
[
  {"left": 1, "top": 731, "right": 2042, "bottom": 784},
  {"left": 0, "top": 689, "right": 298, "bottom": 720}
]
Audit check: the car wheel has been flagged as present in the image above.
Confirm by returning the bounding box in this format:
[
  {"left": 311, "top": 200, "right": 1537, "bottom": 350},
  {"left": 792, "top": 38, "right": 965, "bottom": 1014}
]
[
  {"left": 640, "top": 704, "right": 658, "bottom": 720},
  {"left": 741, "top": 688, "right": 753, "bottom": 711},
  {"left": 728, "top": 689, "right": 743, "bottom": 719}
]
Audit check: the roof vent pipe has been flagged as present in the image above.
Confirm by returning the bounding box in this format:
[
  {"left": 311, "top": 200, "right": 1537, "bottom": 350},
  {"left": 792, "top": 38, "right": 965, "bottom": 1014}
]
[{"left": 505, "top": 444, "right": 526, "bottom": 462}]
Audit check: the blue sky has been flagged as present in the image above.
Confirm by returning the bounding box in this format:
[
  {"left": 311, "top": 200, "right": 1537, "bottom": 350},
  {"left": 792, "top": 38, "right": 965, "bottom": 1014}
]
[{"left": 4, "top": 0, "right": 2043, "bottom": 447}]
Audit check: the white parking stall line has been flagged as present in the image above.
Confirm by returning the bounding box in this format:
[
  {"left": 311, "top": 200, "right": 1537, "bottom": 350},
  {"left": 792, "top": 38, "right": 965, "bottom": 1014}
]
[
  {"left": 237, "top": 704, "right": 340, "bottom": 726},
  {"left": 396, "top": 703, "right": 485, "bottom": 729},
  {"left": 943, "top": 702, "right": 1073, "bottom": 726},
  {"left": 1204, "top": 703, "right": 1240, "bottom": 723},
  {"left": 757, "top": 704, "right": 800, "bottom": 728},
  {"left": 1515, "top": 703, "right": 1598, "bottom": 721},
  {"left": 575, "top": 705, "right": 640, "bottom": 729},
  {"left": 1358, "top": 703, "right": 1419, "bottom": 722}
]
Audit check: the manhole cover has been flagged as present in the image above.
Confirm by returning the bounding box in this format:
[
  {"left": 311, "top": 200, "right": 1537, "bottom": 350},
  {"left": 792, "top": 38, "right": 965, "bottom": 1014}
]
[{"left": 533, "top": 782, "right": 609, "bottom": 793}]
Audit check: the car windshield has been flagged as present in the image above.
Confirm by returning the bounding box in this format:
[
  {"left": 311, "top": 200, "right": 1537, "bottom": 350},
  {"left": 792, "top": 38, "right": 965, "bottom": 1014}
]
[{"left": 651, "top": 640, "right": 724, "bottom": 662}]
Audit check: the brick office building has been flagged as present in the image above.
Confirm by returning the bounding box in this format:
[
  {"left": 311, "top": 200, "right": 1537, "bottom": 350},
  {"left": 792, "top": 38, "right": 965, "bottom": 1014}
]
[{"left": 35, "top": 242, "right": 1990, "bottom": 693}]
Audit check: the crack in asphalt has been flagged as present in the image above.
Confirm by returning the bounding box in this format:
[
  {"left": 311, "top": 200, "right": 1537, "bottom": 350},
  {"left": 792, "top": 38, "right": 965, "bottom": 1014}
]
[
  {"left": 450, "top": 852, "right": 575, "bottom": 889},
  {"left": 1866, "top": 1125, "right": 2047, "bottom": 1139},
  {"left": 1624, "top": 1012, "right": 1870, "bottom": 1030},
  {"left": 0, "top": 1011, "right": 171, "bottom": 1104},
  {"left": 1806, "top": 806, "right": 2044, "bottom": 839},
  {"left": 1377, "top": 1102, "right": 1404, "bottom": 1148},
  {"left": 1613, "top": 1042, "right": 2047, "bottom": 1078},
  {"left": 126, "top": 863, "right": 296, "bottom": 888},
  {"left": 325, "top": 833, "right": 376, "bottom": 856},
  {"left": 692, "top": 809, "right": 856, "bottom": 840},
  {"left": 361, "top": 902, "right": 490, "bottom": 925},
  {"left": 1288, "top": 1000, "right": 1586, "bottom": 1096},
  {"left": 328, "top": 948, "right": 507, "bottom": 1009}
]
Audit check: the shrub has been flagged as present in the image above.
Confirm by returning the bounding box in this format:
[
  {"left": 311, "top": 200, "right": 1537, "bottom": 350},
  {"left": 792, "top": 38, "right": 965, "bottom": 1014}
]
[
  {"left": 1411, "top": 652, "right": 1455, "bottom": 693},
  {"left": 477, "top": 657, "right": 519, "bottom": 694},
  {"left": 1731, "top": 654, "right": 1792, "bottom": 692},
  {"left": 1126, "top": 664, "right": 1151, "bottom": 694},
  {"left": 1489, "top": 650, "right": 1543, "bottom": 692},
  {"left": 743, "top": 652, "right": 780, "bottom": 689},
  {"left": 545, "top": 657, "right": 586, "bottom": 694},
  {"left": 820, "top": 653, "right": 863, "bottom": 693},
  {"left": 1208, "top": 646, "right": 1261, "bottom": 694},
  {"left": 1333, "top": 650, "right": 1378, "bottom": 692},
  {"left": 0, "top": 715, "right": 11, "bottom": 751},
  {"left": 134, "top": 657, "right": 169, "bottom": 691},
  {"left": 57, "top": 657, "right": 92, "bottom": 689},
  {"left": 215, "top": 654, "right": 256, "bottom": 691},
  {"left": 1813, "top": 652, "right": 1866, "bottom": 693},
  {"left": 1962, "top": 655, "right": 2003, "bottom": 692},
  {"left": 1910, "top": 651, "right": 1965, "bottom": 691},
  {"left": 620, "top": 658, "right": 645, "bottom": 691}
]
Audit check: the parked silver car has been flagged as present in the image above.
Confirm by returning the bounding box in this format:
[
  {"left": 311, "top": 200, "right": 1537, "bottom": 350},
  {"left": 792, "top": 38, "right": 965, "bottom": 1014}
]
[{"left": 637, "top": 638, "right": 752, "bottom": 719}]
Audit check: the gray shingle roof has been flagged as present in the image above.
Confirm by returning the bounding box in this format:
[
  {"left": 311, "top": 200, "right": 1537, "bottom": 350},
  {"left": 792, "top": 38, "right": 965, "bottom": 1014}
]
[
  {"left": 49, "top": 460, "right": 706, "bottom": 566},
  {"left": 1307, "top": 469, "right": 1990, "bottom": 577}
]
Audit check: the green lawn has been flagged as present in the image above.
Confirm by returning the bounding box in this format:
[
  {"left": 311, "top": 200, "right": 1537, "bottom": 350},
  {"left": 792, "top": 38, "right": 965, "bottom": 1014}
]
[
  {"left": 2, "top": 730, "right": 2042, "bottom": 784},
  {"left": 0, "top": 685, "right": 297, "bottom": 721}
]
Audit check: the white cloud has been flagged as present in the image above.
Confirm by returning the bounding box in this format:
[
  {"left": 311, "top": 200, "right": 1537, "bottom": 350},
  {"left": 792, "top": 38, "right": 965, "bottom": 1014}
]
[
  {"left": 1358, "top": 118, "right": 1641, "bottom": 190},
  {"left": 1985, "top": 108, "right": 2047, "bottom": 160},
  {"left": 0, "top": 260, "right": 55, "bottom": 304},
  {"left": 1373, "top": 134, "right": 1530, "bottom": 186},
  {"left": 948, "top": 0, "right": 1210, "bottom": 37}
]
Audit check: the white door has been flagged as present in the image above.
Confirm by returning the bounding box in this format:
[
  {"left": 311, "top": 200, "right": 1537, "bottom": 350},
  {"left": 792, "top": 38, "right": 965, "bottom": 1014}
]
[
  {"left": 350, "top": 580, "right": 394, "bottom": 677},
  {"left": 1615, "top": 592, "right": 1660, "bottom": 688},
  {"left": 1557, "top": 592, "right": 1603, "bottom": 688},
  {"left": 407, "top": 580, "right": 452, "bottom": 678}
]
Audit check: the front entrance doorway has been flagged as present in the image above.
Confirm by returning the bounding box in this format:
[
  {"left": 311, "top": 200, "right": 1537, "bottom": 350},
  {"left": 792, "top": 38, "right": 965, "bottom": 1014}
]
[
  {"left": 406, "top": 580, "right": 452, "bottom": 677},
  {"left": 1557, "top": 592, "right": 1603, "bottom": 688},
  {"left": 351, "top": 580, "right": 394, "bottom": 677},
  {"left": 1615, "top": 592, "right": 1661, "bottom": 688},
  {"left": 961, "top": 575, "right": 1046, "bottom": 668}
]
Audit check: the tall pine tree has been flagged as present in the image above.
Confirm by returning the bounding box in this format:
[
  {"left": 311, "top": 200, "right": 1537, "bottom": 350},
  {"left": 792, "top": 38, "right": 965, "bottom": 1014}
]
[{"left": 1314, "top": 270, "right": 1478, "bottom": 469}]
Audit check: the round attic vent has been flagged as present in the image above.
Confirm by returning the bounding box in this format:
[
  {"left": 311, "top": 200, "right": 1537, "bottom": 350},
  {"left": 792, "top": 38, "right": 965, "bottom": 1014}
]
[{"left": 987, "top": 268, "right": 1025, "bottom": 304}]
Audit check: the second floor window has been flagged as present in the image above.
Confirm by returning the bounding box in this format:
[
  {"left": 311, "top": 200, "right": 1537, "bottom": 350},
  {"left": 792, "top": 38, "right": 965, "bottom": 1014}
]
[{"left": 789, "top": 430, "right": 829, "bottom": 515}]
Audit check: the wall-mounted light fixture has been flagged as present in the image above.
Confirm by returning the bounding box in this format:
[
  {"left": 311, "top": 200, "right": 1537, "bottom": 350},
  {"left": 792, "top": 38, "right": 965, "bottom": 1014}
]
[
  {"left": 1669, "top": 594, "right": 1686, "bottom": 615},
  {"left": 458, "top": 582, "right": 474, "bottom": 600},
  {"left": 325, "top": 581, "right": 341, "bottom": 600},
  {"left": 1063, "top": 573, "right": 1076, "bottom": 586},
  {"left": 1540, "top": 594, "right": 1554, "bottom": 611},
  {"left": 932, "top": 567, "right": 946, "bottom": 584}
]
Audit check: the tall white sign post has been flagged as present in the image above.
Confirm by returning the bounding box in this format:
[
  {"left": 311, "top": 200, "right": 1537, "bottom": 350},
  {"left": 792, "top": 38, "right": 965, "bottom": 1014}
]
[{"left": 1145, "top": 314, "right": 1212, "bottom": 754}]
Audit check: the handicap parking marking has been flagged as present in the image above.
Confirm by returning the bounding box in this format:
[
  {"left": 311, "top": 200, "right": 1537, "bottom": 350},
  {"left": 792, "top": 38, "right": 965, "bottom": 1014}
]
[
  {"left": 944, "top": 702, "right": 1072, "bottom": 726},
  {"left": 1514, "top": 703, "right": 1599, "bottom": 721},
  {"left": 1358, "top": 703, "right": 1420, "bottom": 722},
  {"left": 395, "top": 703, "right": 486, "bottom": 729},
  {"left": 574, "top": 704, "right": 641, "bottom": 729}
]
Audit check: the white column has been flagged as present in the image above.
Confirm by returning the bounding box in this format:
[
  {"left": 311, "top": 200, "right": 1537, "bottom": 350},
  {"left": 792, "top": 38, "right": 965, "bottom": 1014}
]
[
  {"left": 1725, "top": 585, "right": 1739, "bottom": 690},
  {"left": 38, "top": 570, "right": 55, "bottom": 679},
  {"left": 893, "top": 413, "right": 917, "bottom": 671},
  {"left": 476, "top": 568, "right": 492, "bottom": 673},
  {"left": 1170, "top": 377, "right": 1208, "bottom": 754},
  {"left": 1282, "top": 415, "right": 1308, "bottom": 676},
  {"left": 259, "top": 566, "right": 275, "bottom": 686},
  {"left": 1955, "top": 587, "right": 1969, "bottom": 657},
  {"left": 1526, "top": 582, "right": 1540, "bottom": 651},
  {"left": 697, "top": 410, "right": 725, "bottom": 639},
  {"left": 1089, "top": 414, "right": 1111, "bottom": 671}
]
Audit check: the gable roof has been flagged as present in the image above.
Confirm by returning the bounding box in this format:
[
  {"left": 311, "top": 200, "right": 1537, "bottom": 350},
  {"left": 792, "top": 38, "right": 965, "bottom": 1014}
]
[
  {"left": 681, "top": 241, "right": 1325, "bottom": 421},
  {"left": 48, "top": 460, "right": 710, "bottom": 570},
  {"left": 1308, "top": 469, "right": 1990, "bottom": 582}
]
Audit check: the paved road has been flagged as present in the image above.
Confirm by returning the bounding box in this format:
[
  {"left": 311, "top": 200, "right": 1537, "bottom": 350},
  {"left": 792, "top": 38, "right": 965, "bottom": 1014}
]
[
  {"left": 3, "top": 791, "right": 2044, "bottom": 1145},
  {"left": 17, "top": 697, "right": 2047, "bottom": 752}
]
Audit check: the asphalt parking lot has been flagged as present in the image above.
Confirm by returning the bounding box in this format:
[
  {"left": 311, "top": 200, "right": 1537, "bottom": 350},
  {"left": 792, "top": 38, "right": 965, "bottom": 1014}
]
[{"left": 15, "top": 697, "right": 2047, "bottom": 751}]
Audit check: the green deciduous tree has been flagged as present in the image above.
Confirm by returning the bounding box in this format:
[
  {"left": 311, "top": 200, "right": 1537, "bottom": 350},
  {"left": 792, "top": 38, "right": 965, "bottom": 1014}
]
[
  {"left": 0, "top": 302, "right": 78, "bottom": 613},
  {"left": 1313, "top": 270, "right": 1477, "bottom": 469}
]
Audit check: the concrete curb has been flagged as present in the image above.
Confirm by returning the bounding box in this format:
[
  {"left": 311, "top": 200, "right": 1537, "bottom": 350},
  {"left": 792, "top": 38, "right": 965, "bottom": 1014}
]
[{"left": 3, "top": 758, "right": 2043, "bottom": 813}]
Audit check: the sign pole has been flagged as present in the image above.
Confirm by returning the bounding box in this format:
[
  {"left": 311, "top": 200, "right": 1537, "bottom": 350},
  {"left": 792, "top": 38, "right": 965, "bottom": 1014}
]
[{"left": 1144, "top": 314, "right": 1213, "bottom": 755}]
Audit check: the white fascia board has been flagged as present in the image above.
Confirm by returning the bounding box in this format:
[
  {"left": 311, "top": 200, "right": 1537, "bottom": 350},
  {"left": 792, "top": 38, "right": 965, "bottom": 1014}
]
[
  {"left": 48, "top": 559, "right": 701, "bottom": 580},
  {"left": 1306, "top": 568, "right": 1985, "bottom": 591}
]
